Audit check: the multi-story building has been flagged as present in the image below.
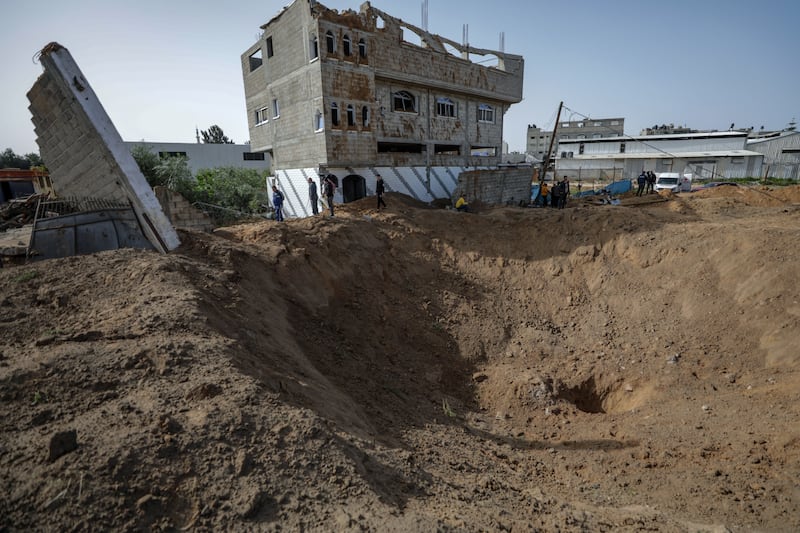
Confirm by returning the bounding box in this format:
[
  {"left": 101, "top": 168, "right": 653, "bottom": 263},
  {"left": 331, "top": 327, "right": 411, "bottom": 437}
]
[
  {"left": 526, "top": 117, "right": 624, "bottom": 161},
  {"left": 241, "top": 0, "right": 524, "bottom": 217}
]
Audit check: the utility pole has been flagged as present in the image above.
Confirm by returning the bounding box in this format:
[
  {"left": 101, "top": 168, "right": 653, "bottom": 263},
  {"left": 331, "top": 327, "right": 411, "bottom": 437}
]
[{"left": 540, "top": 101, "right": 563, "bottom": 182}]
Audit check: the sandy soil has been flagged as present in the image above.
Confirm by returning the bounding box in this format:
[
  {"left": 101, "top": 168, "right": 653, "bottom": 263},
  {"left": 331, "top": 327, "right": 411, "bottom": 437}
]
[{"left": 1, "top": 184, "right": 799, "bottom": 532}]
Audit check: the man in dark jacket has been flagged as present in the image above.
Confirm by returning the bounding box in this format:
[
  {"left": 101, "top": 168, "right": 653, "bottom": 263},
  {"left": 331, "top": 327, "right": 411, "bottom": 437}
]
[
  {"left": 308, "top": 177, "right": 319, "bottom": 215},
  {"left": 376, "top": 173, "right": 387, "bottom": 209}
]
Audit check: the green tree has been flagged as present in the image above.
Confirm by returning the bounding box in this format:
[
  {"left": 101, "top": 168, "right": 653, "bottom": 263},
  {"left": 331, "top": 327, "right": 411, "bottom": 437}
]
[
  {"left": 1, "top": 148, "right": 31, "bottom": 169},
  {"left": 195, "top": 167, "right": 269, "bottom": 214},
  {"left": 155, "top": 156, "right": 194, "bottom": 199},
  {"left": 200, "top": 125, "right": 234, "bottom": 144},
  {"left": 24, "top": 153, "right": 43, "bottom": 168},
  {"left": 130, "top": 145, "right": 162, "bottom": 185}
]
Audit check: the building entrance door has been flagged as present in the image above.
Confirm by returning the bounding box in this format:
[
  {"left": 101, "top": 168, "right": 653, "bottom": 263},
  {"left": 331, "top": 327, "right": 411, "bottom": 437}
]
[{"left": 342, "top": 174, "right": 366, "bottom": 203}]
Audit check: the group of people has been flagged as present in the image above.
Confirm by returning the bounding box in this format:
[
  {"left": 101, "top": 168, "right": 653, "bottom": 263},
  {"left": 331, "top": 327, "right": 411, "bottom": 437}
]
[
  {"left": 537, "top": 176, "right": 570, "bottom": 209},
  {"left": 271, "top": 173, "right": 387, "bottom": 221},
  {"left": 636, "top": 170, "right": 657, "bottom": 196}
]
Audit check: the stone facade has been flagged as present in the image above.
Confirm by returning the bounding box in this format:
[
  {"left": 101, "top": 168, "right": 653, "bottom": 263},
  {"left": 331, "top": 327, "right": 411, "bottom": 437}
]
[{"left": 241, "top": 1, "right": 524, "bottom": 217}]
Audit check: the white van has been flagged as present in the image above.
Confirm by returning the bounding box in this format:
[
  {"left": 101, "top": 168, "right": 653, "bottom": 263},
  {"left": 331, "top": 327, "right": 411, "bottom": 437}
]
[{"left": 654, "top": 172, "right": 692, "bottom": 193}]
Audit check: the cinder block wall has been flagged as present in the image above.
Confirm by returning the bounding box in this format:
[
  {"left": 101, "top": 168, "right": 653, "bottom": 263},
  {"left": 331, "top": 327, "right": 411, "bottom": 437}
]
[
  {"left": 28, "top": 74, "right": 128, "bottom": 203},
  {"left": 455, "top": 168, "right": 533, "bottom": 206},
  {"left": 153, "top": 187, "right": 214, "bottom": 233}
]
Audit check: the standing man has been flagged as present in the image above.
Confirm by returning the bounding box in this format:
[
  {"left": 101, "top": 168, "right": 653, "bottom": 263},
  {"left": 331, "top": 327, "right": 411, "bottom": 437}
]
[
  {"left": 308, "top": 177, "right": 319, "bottom": 215},
  {"left": 375, "top": 173, "right": 387, "bottom": 209},
  {"left": 324, "top": 174, "right": 336, "bottom": 217},
  {"left": 636, "top": 171, "right": 647, "bottom": 196},
  {"left": 271, "top": 184, "right": 285, "bottom": 222}
]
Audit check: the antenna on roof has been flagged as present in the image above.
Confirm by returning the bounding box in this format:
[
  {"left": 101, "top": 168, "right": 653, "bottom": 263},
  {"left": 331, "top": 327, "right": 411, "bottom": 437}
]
[
  {"left": 421, "top": 0, "right": 428, "bottom": 31},
  {"left": 499, "top": 31, "right": 505, "bottom": 54}
]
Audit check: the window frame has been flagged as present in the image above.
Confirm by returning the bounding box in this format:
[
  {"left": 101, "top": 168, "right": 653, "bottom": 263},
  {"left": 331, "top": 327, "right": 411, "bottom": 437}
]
[
  {"left": 361, "top": 106, "right": 370, "bottom": 127},
  {"left": 271, "top": 99, "right": 280, "bottom": 119},
  {"left": 325, "top": 31, "right": 336, "bottom": 54},
  {"left": 358, "top": 38, "right": 367, "bottom": 58},
  {"left": 255, "top": 106, "right": 269, "bottom": 125},
  {"left": 310, "top": 34, "right": 319, "bottom": 61},
  {"left": 266, "top": 37, "right": 274, "bottom": 58},
  {"left": 342, "top": 34, "right": 351, "bottom": 56},
  {"left": 248, "top": 49, "right": 263, "bottom": 72},
  {"left": 346, "top": 104, "right": 356, "bottom": 127},
  {"left": 436, "top": 97, "right": 456, "bottom": 118},
  {"left": 392, "top": 90, "right": 416, "bottom": 113},
  {"left": 477, "top": 103, "right": 495, "bottom": 123},
  {"left": 331, "top": 102, "right": 340, "bottom": 126}
]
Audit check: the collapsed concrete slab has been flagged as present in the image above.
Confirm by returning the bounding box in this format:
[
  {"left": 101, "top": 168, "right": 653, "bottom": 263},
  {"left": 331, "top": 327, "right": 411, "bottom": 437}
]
[{"left": 27, "top": 42, "right": 180, "bottom": 254}]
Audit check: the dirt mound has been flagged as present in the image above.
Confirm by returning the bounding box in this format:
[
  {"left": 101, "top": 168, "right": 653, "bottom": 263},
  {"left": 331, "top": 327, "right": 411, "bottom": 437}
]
[{"left": 2, "top": 186, "right": 800, "bottom": 531}]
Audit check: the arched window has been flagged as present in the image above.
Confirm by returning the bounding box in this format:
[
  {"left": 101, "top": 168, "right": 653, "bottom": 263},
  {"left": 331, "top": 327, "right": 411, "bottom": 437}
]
[
  {"left": 392, "top": 90, "right": 416, "bottom": 113},
  {"left": 331, "top": 102, "right": 339, "bottom": 126},
  {"left": 478, "top": 103, "right": 495, "bottom": 123},
  {"left": 436, "top": 97, "right": 456, "bottom": 118},
  {"left": 346, "top": 104, "right": 356, "bottom": 127},
  {"left": 326, "top": 31, "right": 336, "bottom": 54},
  {"left": 310, "top": 35, "right": 319, "bottom": 60},
  {"left": 342, "top": 34, "right": 351, "bottom": 56},
  {"left": 358, "top": 38, "right": 367, "bottom": 58},
  {"left": 361, "top": 106, "right": 370, "bottom": 127}
]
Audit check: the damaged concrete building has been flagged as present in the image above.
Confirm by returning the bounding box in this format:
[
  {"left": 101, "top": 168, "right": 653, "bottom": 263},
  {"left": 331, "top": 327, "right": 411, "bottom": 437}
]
[
  {"left": 24, "top": 43, "right": 180, "bottom": 259},
  {"left": 242, "top": 0, "right": 525, "bottom": 217}
]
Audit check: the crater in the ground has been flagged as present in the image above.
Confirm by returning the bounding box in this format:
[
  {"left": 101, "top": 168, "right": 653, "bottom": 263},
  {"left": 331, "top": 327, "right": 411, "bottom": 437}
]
[{"left": 556, "top": 376, "right": 652, "bottom": 414}]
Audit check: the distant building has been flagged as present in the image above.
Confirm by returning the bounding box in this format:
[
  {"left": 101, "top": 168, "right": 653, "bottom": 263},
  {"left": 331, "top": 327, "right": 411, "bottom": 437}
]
[
  {"left": 555, "top": 131, "right": 763, "bottom": 182},
  {"left": 241, "top": 0, "right": 524, "bottom": 217},
  {"left": 526, "top": 118, "right": 624, "bottom": 161},
  {"left": 747, "top": 130, "right": 800, "bottom": 179},
  {"left": 124, "top": 141, "right": 271, "bottom": 175},
  {"left": 640, "top": 123, "right": 698, "bottom": 136}
]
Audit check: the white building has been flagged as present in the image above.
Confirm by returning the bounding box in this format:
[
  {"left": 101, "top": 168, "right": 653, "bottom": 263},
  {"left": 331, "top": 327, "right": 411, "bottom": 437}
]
[
  {"left": 555, "top": 131, "right": 763, "bottom": 182},
  {"left": 746, "top": 131, "right": 800, "bottom": 179},
  {"left": 124, "top": 141, "right": 271, "bottom": 175}
]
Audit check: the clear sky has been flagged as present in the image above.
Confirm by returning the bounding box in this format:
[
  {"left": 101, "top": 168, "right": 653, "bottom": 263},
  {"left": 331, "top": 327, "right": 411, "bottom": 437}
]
[{"left": 1, "top": 0, "right": 797, "bottom": 157}]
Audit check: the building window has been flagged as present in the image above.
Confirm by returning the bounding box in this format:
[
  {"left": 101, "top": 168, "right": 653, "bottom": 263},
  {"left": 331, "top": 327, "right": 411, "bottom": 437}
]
[
  {"left": 579, "top": 143, "right": 585, "bottom": 155},
  {"left": 620, "top": 142, "right": 626, "bottom": 153},
  {"left": 331, "top": 102, "right": 339, "bottom": 126},
  {"left": 577, "top": 122, "right": 584, "bottom": 128},
  {"left": 272, "top": 99, "right": 280, "bottom": 119},
  {"left": 243, "top": 152, "right": 265, "bottom": 161},
  {"left": 266, "top": 37, "right": 274, "bottom": 58},
  {"left": 255, "top": 107, "right": 269, "bottom": 125},
  {"left": 346, "top": 104, "right": 355, "bottom": 126},
  {"left": 361, "top": 106, "right": 370, "bottom": 127},
  {"left": 470, "top": 146, "right": 496, "bottom": 157},
  {"left": 343, "top": 34, "right": 351, "bottom": 56},
  {"left": 158, "top": 151, "right": 187, "bottom": 159},
  {"left": 314, "top": 110, "right": 324, "bottom": 131},
  {"left": 478, "top": 104, "right": 494, "bottom": 123},
  {"left": 392, "top": 90, "right": 416, "bottom": 112},
  {"left": 436, "top": 97, "right": 456, "bottom": 118},
  {"left": 358, "top": 38, "right": 367, "bottom": 58},
  {"left": 248, "top": 49, "right": 263, "bottom": 72},
  {"left": 610, "top": 120, "right": 620, "bottom": 126},
  {"left": 577, "top": 134, "right": 586, "bottom": 140},
  {"left": 310, "top": 35, "right": 319, "bottom": 60},
  {"left": 594, "top": 122, "right": 602, "bottom": 126},
  {"left": 326, "top": 31, "right": 335, "bottom": 54},
  {"left": 592, "top": 133, "right": 601, "bottom": 139}
]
